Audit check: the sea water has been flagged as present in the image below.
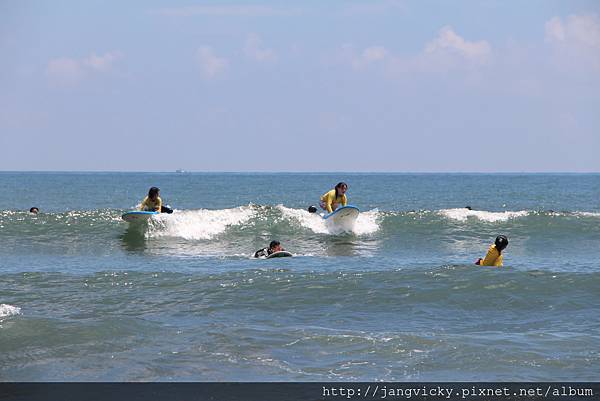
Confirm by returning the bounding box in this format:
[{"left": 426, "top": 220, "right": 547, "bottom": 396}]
[{"left": 0, "top": 172, "right": 599, "bottom": 380}]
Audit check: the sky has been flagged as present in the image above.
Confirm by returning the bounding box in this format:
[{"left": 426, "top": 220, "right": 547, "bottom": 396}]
[{"left": 1, "top": 0, "right": 599, "bottom": 172}]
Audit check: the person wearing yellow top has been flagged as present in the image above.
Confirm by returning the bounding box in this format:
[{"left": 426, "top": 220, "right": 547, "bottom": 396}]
[
  {"left": 140, "top": 186, "right": 162, "bottom": 213},
  {"left": 319, "top": 182, "right": 348, "bottom": 213},
  {"left": 475, "top": 235, "right": 509, "bottom": 267}
]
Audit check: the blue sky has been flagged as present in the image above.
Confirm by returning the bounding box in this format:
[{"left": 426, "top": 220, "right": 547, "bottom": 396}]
[{"left": 1, "top": 0, "right": 599, "bottom": 172}]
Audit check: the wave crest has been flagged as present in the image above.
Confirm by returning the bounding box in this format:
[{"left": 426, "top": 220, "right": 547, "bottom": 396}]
[
  {"left": 0, "top": 304, "right": 21, "bottom": 319},
  {"left": 147, "top": 206, "right": 257, "bottom": 240},
  {"left": 439, "top": 208, "right": 528, "bottom": 223},
  {"left": 277, "top": 205, "right": 380, "bottom": 235}
]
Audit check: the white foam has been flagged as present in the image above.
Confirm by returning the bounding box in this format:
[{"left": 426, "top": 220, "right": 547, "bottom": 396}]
[
  {"left": 574, "top": 211, "right": 600, "bottom": 218},
  {"left": 351, "top": 210, "right": 380, "bottom": 235},
  {"left": 0, "top": 304, "right": 21, "bottom": 318},
  {"left": 277, "top": 205, "right": 380, "bottom": 235},
  {"left": 440, "top": 208, "right": 528, "bottom": 223},
  {"left": 147, "top": 206, "right": 256, "bottom": 240}
]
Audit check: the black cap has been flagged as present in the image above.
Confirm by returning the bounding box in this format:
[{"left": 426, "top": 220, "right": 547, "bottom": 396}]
[{"left": 495, "top": 235, "right": 508, "bottom": 250}]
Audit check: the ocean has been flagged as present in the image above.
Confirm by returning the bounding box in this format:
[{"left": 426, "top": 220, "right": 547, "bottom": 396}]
[{"left": 1, "top": 172, "right": 599, "bottom": 381}]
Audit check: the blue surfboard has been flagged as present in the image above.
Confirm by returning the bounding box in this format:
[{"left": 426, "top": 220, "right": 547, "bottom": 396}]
[{"left": 121, "top": 210, "right": 158, "bottom": 223}]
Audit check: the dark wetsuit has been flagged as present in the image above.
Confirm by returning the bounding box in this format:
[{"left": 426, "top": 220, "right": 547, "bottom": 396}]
[{"left": 254, "top": 248, "right": 273, "bottom": 258}]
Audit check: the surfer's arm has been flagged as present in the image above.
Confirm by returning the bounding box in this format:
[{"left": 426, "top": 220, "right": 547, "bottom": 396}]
[
  {"left": 139, "top": 197, "right": 149, "bottom": 211},
  {"left": 254, "top": 248, "right": 268, "bottom": 258},
  {"left": 325, "top": 200, "right": 333, "bottom": 213},
  {"left": 155, "top": 197, "right": 162, "bottom": 212},
  {"left": 320, "top": 192, "right": 333, "bottom": 213},
  {"left": 341, "top": 194, "right": 347, "bottom": 207}
]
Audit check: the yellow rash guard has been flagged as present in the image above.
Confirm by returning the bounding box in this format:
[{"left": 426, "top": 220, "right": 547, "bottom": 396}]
[
  {"left": 480, "top": 244, "right": 503, "bottom": 267},
  {"left": 140, "top": 196, "right": 162, "bottom": 212},
  {"left": 320, "top": 189, "right": 347, "bottom": 213}
]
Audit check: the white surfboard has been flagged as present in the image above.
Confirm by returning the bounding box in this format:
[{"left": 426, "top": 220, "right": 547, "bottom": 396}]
[
  {"left": 322, "top": 205, "right": 360, "bottom": 231},
  {"left": 121, "top": 210, "right": 158, "bottom": 223}
]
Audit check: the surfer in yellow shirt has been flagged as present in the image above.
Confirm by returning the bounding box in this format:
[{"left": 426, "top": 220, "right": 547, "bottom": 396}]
[
  {"left": 475, "top": 235, "right": 509, "bottom": 267},
  {"left": 319, "top": 182, "right": 348, "bottom": 213},
  {"left": 140, "top": 187, "right": 162, "bottom": 213}
]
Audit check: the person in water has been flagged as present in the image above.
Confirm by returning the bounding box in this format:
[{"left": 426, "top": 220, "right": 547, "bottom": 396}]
[
  {"left": 140, "top": 187, "right": 162, "bottom": 213},
  {"left": 29, "top": 207, "right": 39, "bottom": 214},
  {"left": 475, "top": 235, "right": 509, "bottom": 267},
  {"left": 320, "top": 182, "right": 348, "bottom": 213},
  {"left": 254, "top": 240, "right": 284, "bottom": 258}
]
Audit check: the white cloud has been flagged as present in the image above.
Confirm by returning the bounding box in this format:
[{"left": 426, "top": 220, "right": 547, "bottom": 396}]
[
  {"left": 340, "top": 27, "right": 491, "bottom": 76},
  {"left": 545, "top": 17, "right": 566, "bottom": 42},
  {"left": 83, "top": 52, "right": 122, "bottom": 72},
  {"left": 46, "top": 51, "right": 121, "bottom": 86},
  {"left": 244, "top": 33, "right": 277, "bottom": 63},
  {"left": 424, "top": 26, "right": 492, "bottom": 64},
  {"left": 352, "top": 46, "right": 390, "bottom": 70},
  {"left": 153, "top": 5, "right": 298, "bottom": 17},
  {"left": 196, "top": 46, "right": 229, "bottom": 79},
  {"left": 545, "top": 14, "right": 600, "bottom": 48},
  {"left": 545, "top": 14, "right": 600, "bottom": 70}
]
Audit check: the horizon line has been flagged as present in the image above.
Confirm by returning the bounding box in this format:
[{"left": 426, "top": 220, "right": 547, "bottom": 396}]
[{"left": 1, "top": 170, "right": 600, "bottom": 174}]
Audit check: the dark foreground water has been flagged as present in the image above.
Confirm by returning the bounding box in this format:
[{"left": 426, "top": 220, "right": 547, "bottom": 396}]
[{"left": 1, "top": 172, "right": 599, "bottom": 380}]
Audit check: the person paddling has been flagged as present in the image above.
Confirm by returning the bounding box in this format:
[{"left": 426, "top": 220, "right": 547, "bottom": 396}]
[{"left": 254, "top": 240, "right": 284, "bottom": 258}]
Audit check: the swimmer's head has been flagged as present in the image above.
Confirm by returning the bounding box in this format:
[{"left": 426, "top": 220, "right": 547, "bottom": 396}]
[
  {"left": 335, "top": 182, "right": 348, "bottom": 196},
  {"left": 495, "top": 235, "right": 508, "bottom": 251},
  {"left": 269, "top": 240, "right": 282, "bottom": 252},
  {"left": 148, "top": 187, "right": 160, "bottom": 200}
]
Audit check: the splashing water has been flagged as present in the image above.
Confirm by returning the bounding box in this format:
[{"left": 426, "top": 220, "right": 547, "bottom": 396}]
[
  {"left": 0, "top": 304, "right": 21, "bottom": 319},
  {"left": 277, "top": 205, "right": 380, "bottom": 235},
  {"left": 439, "top": 208, "right": 528, "bottom": 223},
  {"left": 147, "top": 206, "right": 257, "bottom": 240}
]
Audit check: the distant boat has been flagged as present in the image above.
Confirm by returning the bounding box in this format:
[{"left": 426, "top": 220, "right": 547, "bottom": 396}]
[{"left": 175, "top": 169, "right": 186, "bottom": 173}]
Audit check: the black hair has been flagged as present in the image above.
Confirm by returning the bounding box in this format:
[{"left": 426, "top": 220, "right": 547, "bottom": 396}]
[
  {"left": 29, "top": 207, "right": 39, "bottom": 213},
  {"left": 269, "top": 240, "right": 281, "bottom": 250},
  {"left": 335, "top": 182, "right": 348, "bottom": 197},
  {"left": 495, "top": 235, "right": 509, "bottom": 252},
  {"left": 148, "top": 187, "right": 160, "bottom": 198}
]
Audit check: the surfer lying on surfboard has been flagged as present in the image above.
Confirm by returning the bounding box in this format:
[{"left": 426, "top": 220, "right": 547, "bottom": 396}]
[
  {"left": 139, "top": 186, "right": 173, "bottom": 214},
  {"left": 140, "top": 187, "right": 162, "bottom": 213},
  {"left": 254, "top": 240, "right": 286, "bottom": 258},
  {"left": 317, "top": 182, "right": 348, "bottom": 213}
]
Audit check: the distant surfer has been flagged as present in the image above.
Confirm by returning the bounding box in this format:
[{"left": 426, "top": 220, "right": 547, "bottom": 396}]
[
  {"left": 29, "top": 207, "right": 39, "bottom": 214},
  {"left": 254, "top": 240, "right": 284, "bottom": 258},
  {"left": 475, "top": 235, "right": 509, "bottom": 267},
  {"left": 319, "top": 182, "right": 348, "bottom": 213}
]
